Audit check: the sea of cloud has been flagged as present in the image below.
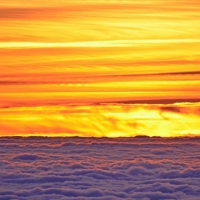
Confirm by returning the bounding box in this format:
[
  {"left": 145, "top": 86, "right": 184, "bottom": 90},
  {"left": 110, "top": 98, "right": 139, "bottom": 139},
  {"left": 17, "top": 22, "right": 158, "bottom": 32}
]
[{"left": 0, "top": 137, "right": 200, "bottom": 200}]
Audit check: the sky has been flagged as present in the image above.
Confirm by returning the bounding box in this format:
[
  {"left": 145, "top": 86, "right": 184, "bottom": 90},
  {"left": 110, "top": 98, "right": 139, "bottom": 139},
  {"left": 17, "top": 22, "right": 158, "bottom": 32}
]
[{"left": 0, "top": 0, "right": 200, "bottom": 137}]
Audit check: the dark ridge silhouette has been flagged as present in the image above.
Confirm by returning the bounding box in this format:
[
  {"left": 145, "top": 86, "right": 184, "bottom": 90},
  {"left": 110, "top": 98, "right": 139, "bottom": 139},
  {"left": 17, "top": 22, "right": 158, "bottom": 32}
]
[
  {"left": 133, "top": 135, "right": 150, "bottom": 138},
  {"left": 1, "top": 135, "right": 200, "bottom": 140}
]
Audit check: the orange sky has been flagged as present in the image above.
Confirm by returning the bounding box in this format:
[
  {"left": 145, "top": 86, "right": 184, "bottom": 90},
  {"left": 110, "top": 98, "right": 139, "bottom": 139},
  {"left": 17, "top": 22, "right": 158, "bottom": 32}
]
[{"left": 0, "top": 0, "right": 200, "bottom": 137}]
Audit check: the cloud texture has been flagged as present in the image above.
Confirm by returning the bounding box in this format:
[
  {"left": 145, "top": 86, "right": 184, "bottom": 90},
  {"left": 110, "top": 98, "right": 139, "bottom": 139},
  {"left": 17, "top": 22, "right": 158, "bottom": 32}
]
[
  {"left": 0, "top": 137, "right": 200, "bottom": 199},
  {"left": 0, "top": 103, "right": 200, "bottom": 137},
  {"left": 0, "top": 0, "right": 200, "bottom": 108}
]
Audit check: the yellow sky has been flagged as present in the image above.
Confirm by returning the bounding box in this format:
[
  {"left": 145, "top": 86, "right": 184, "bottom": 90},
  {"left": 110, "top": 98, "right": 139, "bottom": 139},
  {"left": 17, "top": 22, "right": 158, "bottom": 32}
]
[
  {"left": 0, "top": 103, "right": 200, "bottom": 137},
  {"left": 0, "top": 0, "right": 200, "bottom": 137}
]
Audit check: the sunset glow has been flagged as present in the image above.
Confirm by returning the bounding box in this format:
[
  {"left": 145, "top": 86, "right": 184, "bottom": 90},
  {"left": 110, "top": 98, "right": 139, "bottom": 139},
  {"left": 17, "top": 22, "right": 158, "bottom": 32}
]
[
  {"left": 0, "top": 103, "right": 200, "bottom": 137},
  {"left": 0, "top": 0, "right": 200, "bottom": 137}
]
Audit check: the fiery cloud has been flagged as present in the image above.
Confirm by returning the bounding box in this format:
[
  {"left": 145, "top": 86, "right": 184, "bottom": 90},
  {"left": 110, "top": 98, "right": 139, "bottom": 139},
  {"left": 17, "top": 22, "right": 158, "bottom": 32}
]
[
  {"left": 0, "top": 103, "right": 200, "bottom": 137},
  {"left": 0, "top": 0, "right": 200, "bottom": 137}
]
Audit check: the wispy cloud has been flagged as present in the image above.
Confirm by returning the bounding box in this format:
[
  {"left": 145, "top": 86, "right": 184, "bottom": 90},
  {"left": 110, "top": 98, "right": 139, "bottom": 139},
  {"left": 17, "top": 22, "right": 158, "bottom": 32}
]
[
  {"left": 0, "top": 0, "right": 200, "bottom": 137},
  {"left": 1, "top": 39, "right": 200, "bottom": 49},
  {"left": 0, "top": 103, "right": 200, "bottom": 137}
]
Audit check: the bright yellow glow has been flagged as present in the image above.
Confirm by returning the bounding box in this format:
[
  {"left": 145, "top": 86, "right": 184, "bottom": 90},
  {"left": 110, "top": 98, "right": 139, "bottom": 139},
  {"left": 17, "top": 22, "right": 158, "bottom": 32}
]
[
  {"left": 0, "top": 0, "right": 200, "bottom": 137},
  {"left": 1, "top": 39, "right": 200, "bottom": 49},
  {"left": 0, "top": 104, "right": 200, "bottom": 137}
]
